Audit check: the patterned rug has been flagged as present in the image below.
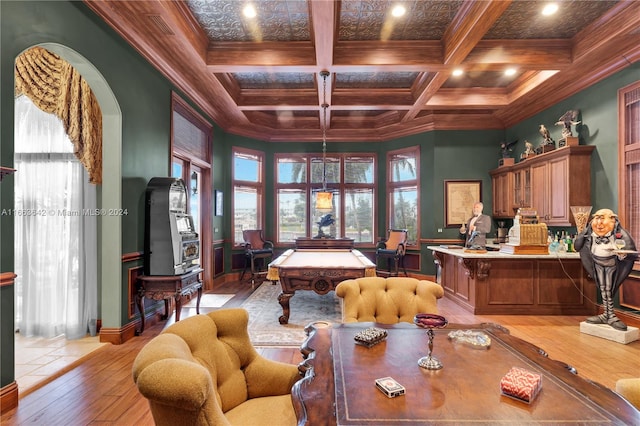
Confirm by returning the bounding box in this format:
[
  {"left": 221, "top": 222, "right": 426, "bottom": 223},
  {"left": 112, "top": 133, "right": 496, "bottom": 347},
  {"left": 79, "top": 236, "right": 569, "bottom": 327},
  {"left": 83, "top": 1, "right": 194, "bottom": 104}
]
[{"left": 242, "top": 282, "right": 342, "bottom": 346}]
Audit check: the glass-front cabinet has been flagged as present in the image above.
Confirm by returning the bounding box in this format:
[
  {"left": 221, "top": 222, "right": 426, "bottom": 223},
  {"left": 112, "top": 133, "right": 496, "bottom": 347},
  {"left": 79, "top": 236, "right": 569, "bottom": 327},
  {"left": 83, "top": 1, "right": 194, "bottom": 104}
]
[{"left": 512, "top": 167, "right": 531, "bottom": 210}]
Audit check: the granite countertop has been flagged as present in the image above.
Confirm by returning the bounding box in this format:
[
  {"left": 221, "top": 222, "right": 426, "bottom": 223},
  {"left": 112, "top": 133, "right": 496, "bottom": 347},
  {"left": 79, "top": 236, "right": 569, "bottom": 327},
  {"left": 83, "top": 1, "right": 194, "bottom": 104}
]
[{"left": 428, "top": 244, "right": 581, "bottom": 259}]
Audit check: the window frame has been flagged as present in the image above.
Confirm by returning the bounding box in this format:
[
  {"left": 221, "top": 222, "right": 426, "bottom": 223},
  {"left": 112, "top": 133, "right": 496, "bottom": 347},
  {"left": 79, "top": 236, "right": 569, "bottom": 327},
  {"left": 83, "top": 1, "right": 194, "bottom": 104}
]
[
  {"left": 274, "top": 152, "right": 377, "bottom": 245},
  {"left": 618, "top": 80, "right": 640, "bottom": 273},
  {"left": 386, "top": 146, "right": 420, "bottom": 247},
  {"left": 232, "top": 147, "right": 265, "bottom": 247},
  {"left": 170, "top": 93, "right": 212, "bottom": 287}
]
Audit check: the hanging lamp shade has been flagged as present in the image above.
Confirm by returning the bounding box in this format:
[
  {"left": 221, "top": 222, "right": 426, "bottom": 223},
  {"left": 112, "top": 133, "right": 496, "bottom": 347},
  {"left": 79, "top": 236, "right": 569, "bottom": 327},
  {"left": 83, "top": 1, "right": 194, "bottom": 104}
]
[{"left": 316, "top": 191, "right": 333, "bottom": 211}]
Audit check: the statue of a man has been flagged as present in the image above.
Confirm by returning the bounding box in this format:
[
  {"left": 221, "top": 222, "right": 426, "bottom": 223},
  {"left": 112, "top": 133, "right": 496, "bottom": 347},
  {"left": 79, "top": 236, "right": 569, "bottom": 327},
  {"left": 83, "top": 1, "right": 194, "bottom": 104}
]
[{"left": 574, "top": 209, "right": 637, "bottom": 330}]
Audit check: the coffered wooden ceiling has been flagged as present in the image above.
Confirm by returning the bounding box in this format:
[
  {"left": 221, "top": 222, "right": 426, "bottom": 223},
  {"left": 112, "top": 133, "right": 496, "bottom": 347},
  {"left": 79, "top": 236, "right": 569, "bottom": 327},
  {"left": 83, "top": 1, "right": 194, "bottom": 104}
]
[{"left": 85, "top": 0, "right": 640, "bottom": 143}]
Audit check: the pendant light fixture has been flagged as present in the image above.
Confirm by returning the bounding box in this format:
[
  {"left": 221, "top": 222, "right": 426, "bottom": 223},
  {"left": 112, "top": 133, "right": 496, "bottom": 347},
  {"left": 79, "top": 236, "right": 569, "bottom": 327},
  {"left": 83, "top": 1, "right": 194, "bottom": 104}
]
[{"left": 315, "top": 70, "right": 333, "bottom": 211}]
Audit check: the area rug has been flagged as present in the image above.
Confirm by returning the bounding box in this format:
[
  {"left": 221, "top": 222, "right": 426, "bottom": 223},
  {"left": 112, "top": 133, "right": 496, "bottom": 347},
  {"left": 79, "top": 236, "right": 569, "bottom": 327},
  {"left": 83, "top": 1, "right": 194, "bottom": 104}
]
[
  {"left": 242, "top": 282, "right": 342, "bottom": 346},
  {"left": 184, "top": 293, "right": 235, "bottom": 308}
]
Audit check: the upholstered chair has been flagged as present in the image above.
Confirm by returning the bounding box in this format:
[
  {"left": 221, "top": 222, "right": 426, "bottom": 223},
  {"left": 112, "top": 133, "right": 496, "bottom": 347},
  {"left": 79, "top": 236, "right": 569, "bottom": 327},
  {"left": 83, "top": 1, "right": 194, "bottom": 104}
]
[
  {"left": 335, "top": 276, "right": 444, "bottom": 324},
  {"left": 132, "top": 308, "right": 300, "bottom": 426},
  {"left": 616, "top": 378, "right": 640, "bottom": 410},
  {"left": 241, "top": 229, "right": 274, "bottom": 285},
  {"left": 376, "top": 229, "right": 408, "bottom": 276}
]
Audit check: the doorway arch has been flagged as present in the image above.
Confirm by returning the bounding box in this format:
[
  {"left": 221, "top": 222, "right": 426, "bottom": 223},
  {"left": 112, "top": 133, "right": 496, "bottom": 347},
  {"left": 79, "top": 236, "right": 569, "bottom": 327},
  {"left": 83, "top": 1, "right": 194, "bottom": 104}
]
[{"left": 28, "top": 43, "right": 123, "bottom": 331}]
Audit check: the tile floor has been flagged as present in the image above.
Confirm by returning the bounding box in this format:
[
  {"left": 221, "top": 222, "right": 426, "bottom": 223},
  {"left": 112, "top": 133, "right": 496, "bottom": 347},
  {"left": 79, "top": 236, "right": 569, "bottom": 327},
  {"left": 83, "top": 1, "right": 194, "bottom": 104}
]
[{"left": 15, "top": 332, "right": 107, "bottom": 396}]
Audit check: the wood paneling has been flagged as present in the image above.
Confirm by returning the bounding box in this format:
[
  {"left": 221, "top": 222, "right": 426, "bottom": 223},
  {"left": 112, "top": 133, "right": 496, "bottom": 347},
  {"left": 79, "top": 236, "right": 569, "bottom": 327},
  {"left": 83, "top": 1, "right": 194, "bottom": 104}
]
[{"left": 435, "top": 250, "right": 597, "bottom": 316}]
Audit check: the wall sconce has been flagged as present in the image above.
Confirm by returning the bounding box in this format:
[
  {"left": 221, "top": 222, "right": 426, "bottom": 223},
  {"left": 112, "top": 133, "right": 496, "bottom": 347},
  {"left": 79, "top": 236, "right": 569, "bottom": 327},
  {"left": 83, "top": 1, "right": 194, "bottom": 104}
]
[{"left": 191, "top": 171, "right": 198, "bottom": 195}]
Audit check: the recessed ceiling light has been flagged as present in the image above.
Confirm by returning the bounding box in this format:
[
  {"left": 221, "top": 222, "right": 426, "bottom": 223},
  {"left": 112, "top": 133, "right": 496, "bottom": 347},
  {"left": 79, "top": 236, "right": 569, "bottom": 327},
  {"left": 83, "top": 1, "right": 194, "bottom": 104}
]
[
  {"left": 542, "top": 3, "right": 558, "bottom": 16},
  {"left": 505, "top": 68, "right": 517, "bottom": 77},
  {"left": 243, "top": 4, "right": 257, "bottom": 18},
  {"left": 391, "top": 5, "right": 406, "bottom": 18},
  {"left": 452, "top": 69, "right": 464, "bottom": 77}
]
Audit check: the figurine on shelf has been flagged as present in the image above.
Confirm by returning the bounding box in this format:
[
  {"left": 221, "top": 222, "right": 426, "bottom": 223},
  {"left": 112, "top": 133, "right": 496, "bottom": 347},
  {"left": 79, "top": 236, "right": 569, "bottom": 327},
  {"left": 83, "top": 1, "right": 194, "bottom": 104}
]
[
  {"left": 500, "top": 139, "right": 518, "bottom": 158},
  {"left": 537, "top": 124, "right": 556, "bottom": 154},
  {"left": 574, "top": 209, "right": 638, "bottom": 331},
  {"left": 555, "top": 109, "right": 581, "bottom": 140},
  {"left": 460, "top": 202, "right": 492, "bottom": 250},
  {"left": 521, "top": 140, "right": 536, "bottom": 160},
  {"left": 539, "top": 124, "right": 552, "bottom": 143}
]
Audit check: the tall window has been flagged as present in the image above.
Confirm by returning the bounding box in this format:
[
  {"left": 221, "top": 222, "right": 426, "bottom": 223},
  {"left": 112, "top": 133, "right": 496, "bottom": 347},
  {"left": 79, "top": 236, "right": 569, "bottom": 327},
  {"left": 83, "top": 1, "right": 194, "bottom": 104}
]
[
  {"left": 387, "top": 146, "right": 420, "bottom": 244},
  {"left": 233, "top": 148, "right": 264, "bottom": 245},
  {"left": 171, "top": 94, "right": 212, "bottom": 285},
  {"left": 275, "top": 153, "right": 375, "bottom": 243},
  {"left": 619, "top": 81, "right": 640, "bottom": 272}
]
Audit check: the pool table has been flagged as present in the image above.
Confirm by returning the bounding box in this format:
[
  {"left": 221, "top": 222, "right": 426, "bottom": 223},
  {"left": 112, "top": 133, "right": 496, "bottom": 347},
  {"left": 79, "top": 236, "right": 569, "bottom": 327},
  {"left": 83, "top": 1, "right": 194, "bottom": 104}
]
[{"left": 267, "top": 249, "right": 376, "bottom": 324}]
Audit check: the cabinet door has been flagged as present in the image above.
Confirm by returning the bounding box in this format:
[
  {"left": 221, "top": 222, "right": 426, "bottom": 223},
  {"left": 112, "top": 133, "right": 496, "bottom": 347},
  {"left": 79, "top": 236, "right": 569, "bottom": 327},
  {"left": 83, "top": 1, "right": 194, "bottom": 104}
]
[
  {"left": 513, "top": 170, "right": 522, "bottom": 209},
  {"left": 492, "top": 171, "right": 511, "bottom": 217},
  {"left": 513, "top": 168, "right": 531, "bottom": 210},
  {"left": 530, "top": 162, "right": 549, "bottom": 220},
  {"left": 547, "top": 156, "right": 570, "bottom": 224}
]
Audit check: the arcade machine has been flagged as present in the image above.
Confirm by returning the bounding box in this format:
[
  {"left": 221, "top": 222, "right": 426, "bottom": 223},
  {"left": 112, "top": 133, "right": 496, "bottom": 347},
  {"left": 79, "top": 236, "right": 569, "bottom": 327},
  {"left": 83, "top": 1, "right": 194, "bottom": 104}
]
[{"left": 136, "top": 177, "right": 202, "bottom": 334}]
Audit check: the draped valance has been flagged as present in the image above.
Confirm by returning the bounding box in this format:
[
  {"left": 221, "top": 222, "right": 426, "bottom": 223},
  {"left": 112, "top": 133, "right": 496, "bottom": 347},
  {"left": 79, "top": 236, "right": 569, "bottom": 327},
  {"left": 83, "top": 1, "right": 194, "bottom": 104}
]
[{"left": 15, "top": 46, "right": 102, "bottom": 184}]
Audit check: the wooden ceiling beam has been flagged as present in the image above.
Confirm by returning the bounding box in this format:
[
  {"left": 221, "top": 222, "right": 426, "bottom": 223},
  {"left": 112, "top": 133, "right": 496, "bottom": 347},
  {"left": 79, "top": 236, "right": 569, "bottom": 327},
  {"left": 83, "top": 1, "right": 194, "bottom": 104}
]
[
  {"left": 463, "top": 40, "right": 572, "bottom": 69},
  {"left": 426, "top": 89, "right": 509, "bottom": 108},
  {"left": 572, "top": 1, "right": 640, "bottom": 63},
  {"left": 84, "top": 0, "right": 250, "bottom": 131},
  {"left": 404, "top": 0, "right": 512, "bottom": 122},
  {"left": 84, "top": 0, "right": 638, "bottom": 143},
  {"left": 204, "top": 39, "right": 571, "bottom": 72},
  {"left": 496, "top": 33, "right": 640, "bottom": 126},
  {"left": 206, "top": 41, "right": 316, "bottom": 67},
  {"left": 309, "top": 0, "right": 337, "bottom": 128}
]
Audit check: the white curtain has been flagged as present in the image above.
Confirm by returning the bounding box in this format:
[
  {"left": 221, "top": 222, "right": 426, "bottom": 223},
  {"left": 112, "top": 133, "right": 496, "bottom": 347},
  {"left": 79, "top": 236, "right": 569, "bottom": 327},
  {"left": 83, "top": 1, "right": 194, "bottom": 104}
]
[{"left": 14, "top": 95, "right": 98, "bottom": 339}]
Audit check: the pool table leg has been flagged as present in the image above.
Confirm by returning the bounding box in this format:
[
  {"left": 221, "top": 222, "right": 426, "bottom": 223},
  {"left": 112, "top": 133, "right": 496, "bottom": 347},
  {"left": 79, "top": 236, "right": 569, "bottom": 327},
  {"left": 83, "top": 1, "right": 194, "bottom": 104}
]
[{"left": 278, "top": 291, "right": 294, "bottom": 324}]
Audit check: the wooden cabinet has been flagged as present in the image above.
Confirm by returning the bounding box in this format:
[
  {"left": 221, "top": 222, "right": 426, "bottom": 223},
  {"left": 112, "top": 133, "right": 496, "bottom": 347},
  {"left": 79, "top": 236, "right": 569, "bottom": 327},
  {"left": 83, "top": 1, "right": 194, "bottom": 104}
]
[
  {"left": 490, "top": 146, "right": 595, "bottom": 225},
  {"left": 489, "top": 168, "right": 512, "bottom": 217}
]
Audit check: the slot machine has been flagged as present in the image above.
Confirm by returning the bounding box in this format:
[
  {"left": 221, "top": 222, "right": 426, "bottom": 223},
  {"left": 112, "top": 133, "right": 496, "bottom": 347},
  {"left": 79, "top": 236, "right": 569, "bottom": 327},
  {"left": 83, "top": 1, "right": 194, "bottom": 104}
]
[{"left": 144, "top": 177, "right": 200, "bottom": 275}]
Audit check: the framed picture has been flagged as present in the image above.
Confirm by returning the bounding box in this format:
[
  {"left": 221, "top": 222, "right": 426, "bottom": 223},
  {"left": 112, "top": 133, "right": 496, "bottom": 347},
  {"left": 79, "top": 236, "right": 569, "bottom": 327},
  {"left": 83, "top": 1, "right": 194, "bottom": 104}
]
[
  {"left": 215, "top": 190, "right": 223, "bottom": 216},
  {"left": 444, "top": 180, "right": 482, "bottom": 228}
]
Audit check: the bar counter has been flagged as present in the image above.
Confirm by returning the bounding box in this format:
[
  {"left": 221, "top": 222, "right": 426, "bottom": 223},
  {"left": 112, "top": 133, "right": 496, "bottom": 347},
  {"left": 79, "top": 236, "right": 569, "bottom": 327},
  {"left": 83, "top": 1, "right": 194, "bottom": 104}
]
[{"left": 428, "top": 245, "right": 597, "bottom": 316}]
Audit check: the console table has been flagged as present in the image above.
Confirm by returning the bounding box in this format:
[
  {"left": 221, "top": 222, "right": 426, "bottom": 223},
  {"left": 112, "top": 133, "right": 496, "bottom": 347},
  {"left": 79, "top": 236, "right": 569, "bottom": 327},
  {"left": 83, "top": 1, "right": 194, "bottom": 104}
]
[
  {"left": 295, "top": 237, "right": 354, "bottom": 249},
  {"left": 135, "top": 267, "right": 203, "bottom": 335}
]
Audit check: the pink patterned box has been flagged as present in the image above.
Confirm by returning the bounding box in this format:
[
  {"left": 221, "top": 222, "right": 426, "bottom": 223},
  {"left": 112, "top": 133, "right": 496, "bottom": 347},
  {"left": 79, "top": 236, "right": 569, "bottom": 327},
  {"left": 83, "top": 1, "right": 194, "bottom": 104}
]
[{"left": 500, "top": 366, "right": 542, "bottom": 403}]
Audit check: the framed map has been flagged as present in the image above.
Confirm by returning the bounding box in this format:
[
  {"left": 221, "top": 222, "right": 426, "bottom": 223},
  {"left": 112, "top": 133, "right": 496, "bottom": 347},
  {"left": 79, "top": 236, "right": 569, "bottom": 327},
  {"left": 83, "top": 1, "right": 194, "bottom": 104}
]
[{"left": 444, "top": 180, "right": 482, "bottom": 228}]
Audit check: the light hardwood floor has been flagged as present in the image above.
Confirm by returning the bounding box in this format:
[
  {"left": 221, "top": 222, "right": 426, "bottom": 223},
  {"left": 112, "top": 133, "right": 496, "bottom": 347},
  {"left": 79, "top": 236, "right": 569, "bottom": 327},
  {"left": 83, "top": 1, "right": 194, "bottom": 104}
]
[{"left": 2, "top": 280, "right": 639, "bottom": 425}]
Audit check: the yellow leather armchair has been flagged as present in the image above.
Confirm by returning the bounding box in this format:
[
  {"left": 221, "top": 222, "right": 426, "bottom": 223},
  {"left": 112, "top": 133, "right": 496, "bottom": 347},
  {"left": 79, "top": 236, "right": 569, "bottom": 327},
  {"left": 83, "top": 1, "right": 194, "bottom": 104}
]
[
  {"left": 616, "top": 378, "right": 640, "bottom": 410},
  {"left": 132, "top": 308, "right": 300, "bottom": 426},
  {"left": 335, "top": 276, "right": 444, "bottom": 324}
]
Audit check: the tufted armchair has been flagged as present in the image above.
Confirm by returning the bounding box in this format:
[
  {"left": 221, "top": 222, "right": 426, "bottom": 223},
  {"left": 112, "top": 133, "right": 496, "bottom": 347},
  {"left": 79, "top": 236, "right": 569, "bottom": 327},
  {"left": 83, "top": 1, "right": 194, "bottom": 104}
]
[
  {"left": 335, "top": 276, "right": 444, "bottom": 324},
  {"left": 616, "top": 378, "right": 640, "bottom": 410},
  {"left": 132, "top": 308, "right": 301, "bottom": 426}
]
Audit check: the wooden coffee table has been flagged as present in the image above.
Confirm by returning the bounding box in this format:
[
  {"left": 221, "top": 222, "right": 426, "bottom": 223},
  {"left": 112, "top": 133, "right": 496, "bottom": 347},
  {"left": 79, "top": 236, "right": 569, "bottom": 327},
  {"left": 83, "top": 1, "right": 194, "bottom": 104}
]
[{"left": 293, "top": 322, "right": 640, "bottom": 425}]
